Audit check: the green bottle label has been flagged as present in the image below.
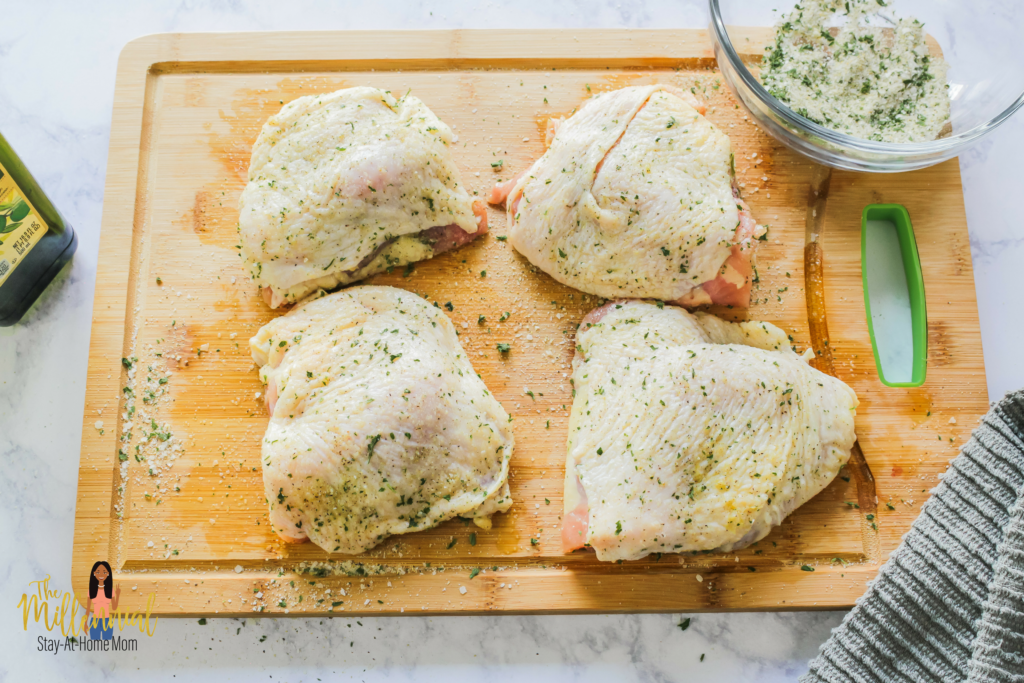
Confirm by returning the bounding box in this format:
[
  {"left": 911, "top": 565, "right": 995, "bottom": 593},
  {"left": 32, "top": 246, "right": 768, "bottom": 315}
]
[{"left": 0, "top": 159, "right": 47, "bottom": 286}]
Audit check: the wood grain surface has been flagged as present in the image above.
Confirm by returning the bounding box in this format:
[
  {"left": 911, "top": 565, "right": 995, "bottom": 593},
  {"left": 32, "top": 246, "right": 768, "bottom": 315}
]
[{"left": 73, "top": 29, "right": 988, "bottom": 617}]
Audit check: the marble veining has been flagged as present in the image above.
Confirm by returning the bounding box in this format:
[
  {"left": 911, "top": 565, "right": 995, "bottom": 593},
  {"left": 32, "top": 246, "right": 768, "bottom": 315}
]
[{"left": 1, "top": 0, "right": 1021, "bottom": 681}]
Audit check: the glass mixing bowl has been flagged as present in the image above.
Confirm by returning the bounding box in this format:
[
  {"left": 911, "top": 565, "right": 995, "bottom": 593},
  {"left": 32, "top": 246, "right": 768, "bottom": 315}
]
[{"left": 709, "top": 0, "right": 1024, "bottom": 172}]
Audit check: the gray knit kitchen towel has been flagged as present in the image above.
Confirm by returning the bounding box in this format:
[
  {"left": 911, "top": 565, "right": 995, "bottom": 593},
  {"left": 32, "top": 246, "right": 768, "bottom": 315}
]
[{"left": 803, "top": 389, "right": 1024, "bottom": 683}]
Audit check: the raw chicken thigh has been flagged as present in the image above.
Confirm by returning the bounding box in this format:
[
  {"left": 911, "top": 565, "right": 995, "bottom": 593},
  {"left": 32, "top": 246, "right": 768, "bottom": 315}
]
[
  {"left": 240, "top": 87, "right": 488, "bottom": 309},
  {"left": 250, "top": 286, "right": 513, "bottom": 554},
  {"left": 490, "top": 84, "right": 763, "bottom": 308},
  {"left": 563, "top": 300, "right": 858, "bottom": 562}
]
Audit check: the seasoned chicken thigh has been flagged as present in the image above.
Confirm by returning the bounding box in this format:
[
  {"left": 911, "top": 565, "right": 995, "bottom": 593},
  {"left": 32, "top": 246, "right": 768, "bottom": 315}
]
[
  {"left": 563, "top": 301, "right": 858, "bottom": 562},
  {"left": 250, "top": 286, "right": 513, "bottom": 554},
  {"left": 240, "top": 87, "right": 488, "bottom": 309},
  {"left": 491, "top": 85, "right": 763, "bottom": 308}
]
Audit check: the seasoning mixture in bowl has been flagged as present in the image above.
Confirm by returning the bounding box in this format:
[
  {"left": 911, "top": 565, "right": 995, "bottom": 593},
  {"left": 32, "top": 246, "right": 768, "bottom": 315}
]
[{"left": 760, "top": 0, "right": 950, "bottom": 143}]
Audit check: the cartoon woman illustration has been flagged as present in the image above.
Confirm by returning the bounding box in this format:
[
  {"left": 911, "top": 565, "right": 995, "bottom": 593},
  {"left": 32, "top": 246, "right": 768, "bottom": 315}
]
[{"left": 85, "top": 561, "right": 120, "bottom": 640}]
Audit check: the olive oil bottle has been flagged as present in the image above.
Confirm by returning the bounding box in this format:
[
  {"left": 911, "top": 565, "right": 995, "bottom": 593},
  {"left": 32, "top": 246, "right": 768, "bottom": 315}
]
[{"left": 0, "top": 131, "right": 77, "bottom": 326}]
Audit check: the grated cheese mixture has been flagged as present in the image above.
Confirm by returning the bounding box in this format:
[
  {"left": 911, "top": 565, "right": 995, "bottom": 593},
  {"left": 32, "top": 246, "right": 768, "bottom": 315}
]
[{"left": 760, "top": 0, "right": 951, "bottom": 143}]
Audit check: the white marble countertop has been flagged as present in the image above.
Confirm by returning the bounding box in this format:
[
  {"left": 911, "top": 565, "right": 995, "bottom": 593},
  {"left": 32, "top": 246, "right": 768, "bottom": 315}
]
[{"left": 2, "top": 1, "right": 1021, "bottom": 681}]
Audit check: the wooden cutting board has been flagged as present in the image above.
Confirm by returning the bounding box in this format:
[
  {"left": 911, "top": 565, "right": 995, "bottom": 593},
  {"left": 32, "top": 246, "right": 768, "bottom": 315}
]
[{"left": 74, "top": 29, "right": 987, "bottom": 617}]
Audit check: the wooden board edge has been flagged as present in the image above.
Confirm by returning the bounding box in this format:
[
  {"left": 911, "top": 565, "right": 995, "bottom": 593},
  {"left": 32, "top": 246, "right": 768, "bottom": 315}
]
[
  {"left": 100, "top": 28, "right": 781, "bottom": 78},
  {"left": 73, "top": 36, "right": 168, "bottom": 603},
  {"left": 108, "top": 565, "right": 876, "bottom": 617},
  {"left": 926, "top": 160, "right": 988, "bottom": 374}
]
